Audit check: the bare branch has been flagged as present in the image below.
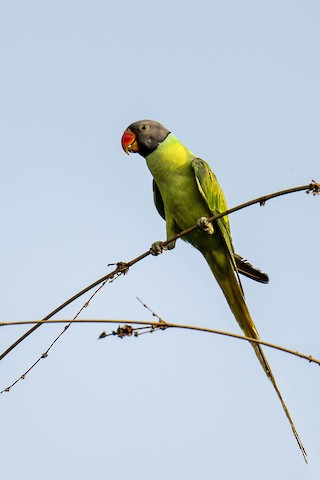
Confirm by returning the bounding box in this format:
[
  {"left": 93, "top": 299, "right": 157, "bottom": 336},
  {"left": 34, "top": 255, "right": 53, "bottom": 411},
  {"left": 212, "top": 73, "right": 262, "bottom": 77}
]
[
  {"left": 0, "top": 180, "right": 318, "bottom": 368},
  {"left": 161, "top": 180, "right": 320, "bottom": 248},
  {"left": 0, "top": 318, "right": 319, "bottom": 370}
]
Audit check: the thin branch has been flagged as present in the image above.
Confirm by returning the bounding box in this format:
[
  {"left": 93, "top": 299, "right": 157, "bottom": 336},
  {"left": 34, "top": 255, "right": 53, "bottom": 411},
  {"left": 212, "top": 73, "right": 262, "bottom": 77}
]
[
  {"left": 136, "top": 297, "right": 165, "bottom": 322},
  {"left": 0, "top": 262, "right": 131, "bottom": 362},
  {"left": 161, "top": 180, "right": 320, "bottom": 248},
  {"left": 0, "top": 180, "right": 318, "bottom": 364},
  {"left": 0, "top": 319, "right": 319, "bottom": 367},
  {"left": 0, "top": 276, "right": 124, "bottom": 394}
]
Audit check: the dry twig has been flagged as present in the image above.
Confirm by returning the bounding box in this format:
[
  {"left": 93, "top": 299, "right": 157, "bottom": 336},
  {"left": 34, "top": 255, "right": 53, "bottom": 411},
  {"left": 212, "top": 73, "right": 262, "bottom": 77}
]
[
  {"left": 0, "top": 318, "right": 319, "bottom": 367},
  {"left": 0, "top": 180, "right": 318, "bottom": 394}
]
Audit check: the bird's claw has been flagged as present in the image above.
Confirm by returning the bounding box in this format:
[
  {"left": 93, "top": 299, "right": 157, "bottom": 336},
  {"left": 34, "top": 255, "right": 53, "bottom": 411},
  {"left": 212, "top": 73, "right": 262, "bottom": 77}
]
[
  {"left": 197, "top": 216, "right": 214, "bottom": 235},
  {"left": 150, "top": 241, "right": 168, "bottom": 256}
]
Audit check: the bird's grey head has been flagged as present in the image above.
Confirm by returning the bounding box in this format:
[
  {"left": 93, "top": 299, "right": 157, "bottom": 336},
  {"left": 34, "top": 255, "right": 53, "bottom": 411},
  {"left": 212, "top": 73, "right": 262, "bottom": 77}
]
[{"left": 121, "top": 119, "right": 170, "bottom": 157}]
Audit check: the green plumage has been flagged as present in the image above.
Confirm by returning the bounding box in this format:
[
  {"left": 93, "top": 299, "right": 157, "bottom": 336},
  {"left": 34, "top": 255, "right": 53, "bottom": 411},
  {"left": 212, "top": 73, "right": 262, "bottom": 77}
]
[
  {"left": 147, "top": 134, "right": 254, "bottom": 339},
  {"left": 144, "top": 132, "right": 306, "bottom": 460}
]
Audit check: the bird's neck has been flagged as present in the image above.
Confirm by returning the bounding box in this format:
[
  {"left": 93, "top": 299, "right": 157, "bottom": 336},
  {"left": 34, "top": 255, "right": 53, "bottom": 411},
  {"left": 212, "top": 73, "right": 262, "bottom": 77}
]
[{"left": 145, "top": 134, "right": 193, "bottom": 182}]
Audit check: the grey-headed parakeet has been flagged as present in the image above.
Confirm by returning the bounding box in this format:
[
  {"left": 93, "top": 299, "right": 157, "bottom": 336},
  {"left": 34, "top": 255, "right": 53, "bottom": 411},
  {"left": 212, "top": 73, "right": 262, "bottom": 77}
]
[{"left": 121, "top": 119, "right": 306, "bottom": 461}]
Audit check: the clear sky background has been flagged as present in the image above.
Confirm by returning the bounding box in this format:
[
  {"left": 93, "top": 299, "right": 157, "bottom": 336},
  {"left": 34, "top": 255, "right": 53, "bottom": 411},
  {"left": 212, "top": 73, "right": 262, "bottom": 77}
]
[{"left": 1, "top": 1, "right": 319, "bottom": 478}]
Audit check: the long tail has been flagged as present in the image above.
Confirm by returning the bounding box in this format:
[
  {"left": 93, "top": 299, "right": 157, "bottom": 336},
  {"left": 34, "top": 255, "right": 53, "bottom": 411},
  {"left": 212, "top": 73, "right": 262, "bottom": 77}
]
[{"left": 204, "top": 251, "right": 307, "bottom": 462}]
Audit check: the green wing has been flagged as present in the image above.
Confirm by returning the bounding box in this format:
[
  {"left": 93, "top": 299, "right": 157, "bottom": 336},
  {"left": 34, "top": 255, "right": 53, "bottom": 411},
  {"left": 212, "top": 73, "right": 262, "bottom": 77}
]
[
  {"left": 191, "top": 157, "right": 238, "bottom": 272},
  {"left": 154, "top": 164, "right": 269, "bottom": 284},
  {"left": 153, "top": 179, "right": 165, "bottom": 220}
]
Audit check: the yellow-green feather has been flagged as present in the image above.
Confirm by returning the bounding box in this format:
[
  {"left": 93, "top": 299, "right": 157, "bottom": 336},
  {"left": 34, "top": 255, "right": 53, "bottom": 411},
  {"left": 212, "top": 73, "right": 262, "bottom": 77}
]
[{"left": 145, "top": 132, "right": 306, "bottom": 460}]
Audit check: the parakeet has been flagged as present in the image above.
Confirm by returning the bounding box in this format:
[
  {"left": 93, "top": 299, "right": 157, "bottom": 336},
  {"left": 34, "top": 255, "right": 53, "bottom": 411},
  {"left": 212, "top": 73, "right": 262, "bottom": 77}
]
[{"left": 121, "top": 119, "right": 306, "bottom": 461}]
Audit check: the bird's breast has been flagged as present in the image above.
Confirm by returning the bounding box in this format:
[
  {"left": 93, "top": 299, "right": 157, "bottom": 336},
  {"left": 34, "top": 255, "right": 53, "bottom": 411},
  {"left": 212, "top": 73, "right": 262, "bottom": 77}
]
[{"left": 148, "top": 158, "right": 210, "bottom": 231}]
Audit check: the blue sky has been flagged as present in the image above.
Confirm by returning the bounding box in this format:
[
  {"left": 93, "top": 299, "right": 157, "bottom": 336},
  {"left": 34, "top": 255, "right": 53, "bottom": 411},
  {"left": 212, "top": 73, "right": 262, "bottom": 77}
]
[{"left": 1, "top": 1, "right": 320, "bottom": 478}]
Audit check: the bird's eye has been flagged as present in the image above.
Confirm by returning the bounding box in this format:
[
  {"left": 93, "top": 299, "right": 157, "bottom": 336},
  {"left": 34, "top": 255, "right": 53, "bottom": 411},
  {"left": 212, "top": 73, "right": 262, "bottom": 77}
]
[{"left": 141, "top": 124, "right": 148, "bottom": 131}]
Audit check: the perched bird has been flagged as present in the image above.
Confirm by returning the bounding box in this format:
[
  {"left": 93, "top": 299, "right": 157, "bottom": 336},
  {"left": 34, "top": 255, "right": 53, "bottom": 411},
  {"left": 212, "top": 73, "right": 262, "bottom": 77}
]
[{"left": 121, "top": 119, "right": 306, "bottom": 461}]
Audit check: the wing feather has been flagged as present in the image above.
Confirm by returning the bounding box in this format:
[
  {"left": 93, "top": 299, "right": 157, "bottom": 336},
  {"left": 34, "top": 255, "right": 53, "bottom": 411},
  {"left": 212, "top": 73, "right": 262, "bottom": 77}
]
[
  {"left": 153, "top": 179, "right": 166, "bottom": 220},
  {"left": 192, "top": 157, "right": 242, "bottom": 286}
]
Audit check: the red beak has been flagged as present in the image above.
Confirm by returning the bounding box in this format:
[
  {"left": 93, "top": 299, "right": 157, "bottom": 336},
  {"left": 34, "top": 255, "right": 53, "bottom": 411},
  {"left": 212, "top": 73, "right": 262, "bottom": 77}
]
[{"left": 121, "top": 129, "right": 139, "bottom": 154}]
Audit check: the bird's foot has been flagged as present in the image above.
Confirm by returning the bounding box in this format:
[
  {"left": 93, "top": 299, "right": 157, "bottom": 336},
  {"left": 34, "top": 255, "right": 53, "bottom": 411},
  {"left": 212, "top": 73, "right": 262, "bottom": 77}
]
[
  {"left": 150, "top": 239, "right": 176, "bottom": 256},
  {"left": 197, "top": 217, "right": 214, "bottom": 235},
  {"left": 150, "top": 241, "right": 167, "bottom": 256}
]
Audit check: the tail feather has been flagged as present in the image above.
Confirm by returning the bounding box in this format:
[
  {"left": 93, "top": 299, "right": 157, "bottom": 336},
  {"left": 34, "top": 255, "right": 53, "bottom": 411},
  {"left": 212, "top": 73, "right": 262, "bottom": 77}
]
[
  {"left": 234, "top": 253, "right": 269, "bottom": 284},
  {"left": 204, "top": 251, "right": 307, "bottom": 462}
]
